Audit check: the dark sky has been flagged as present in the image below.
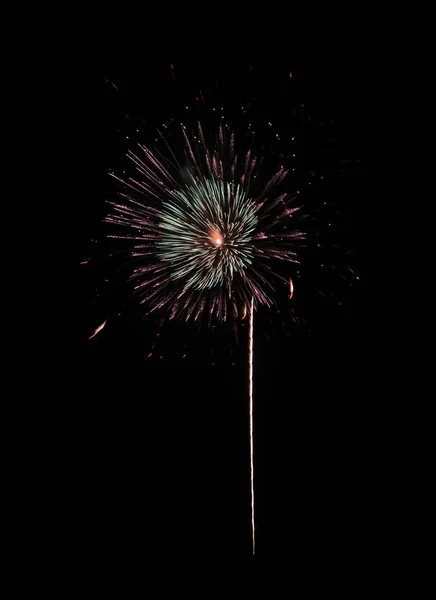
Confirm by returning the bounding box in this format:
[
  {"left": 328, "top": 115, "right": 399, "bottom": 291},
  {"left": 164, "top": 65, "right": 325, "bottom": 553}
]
[{"left": 78, "top": 59, "right": 370, "bottom": 561}]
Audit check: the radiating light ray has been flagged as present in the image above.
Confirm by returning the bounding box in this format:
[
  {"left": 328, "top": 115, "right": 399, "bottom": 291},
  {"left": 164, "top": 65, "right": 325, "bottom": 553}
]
[{"left": 249, "top": 296, "right": 255, "bottom": 555}]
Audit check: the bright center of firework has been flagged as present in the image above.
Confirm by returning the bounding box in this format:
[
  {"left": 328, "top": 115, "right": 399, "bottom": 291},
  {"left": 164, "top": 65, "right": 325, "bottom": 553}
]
[
  {"left": 210, "top": 228, "right": 223, "bottom": 246},
  {"left": 157, "top": 175, "right": 258, "bottom": 290}
]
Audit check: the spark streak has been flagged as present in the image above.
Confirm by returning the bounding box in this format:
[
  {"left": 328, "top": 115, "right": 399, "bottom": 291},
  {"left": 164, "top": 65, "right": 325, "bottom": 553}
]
[
  {"left": 289, "top": 276, "right": 294, "bottom": 299},
  {"left": 88, "top": 319, "right": 106, "bottom": 339},
  {"left": 241, "top": 303, "right": 247, "bottom": 319}
]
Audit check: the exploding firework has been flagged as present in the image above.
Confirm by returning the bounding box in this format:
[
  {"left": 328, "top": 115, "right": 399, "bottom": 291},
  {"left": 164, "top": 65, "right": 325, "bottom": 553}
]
[
  {"left": 105, "top": 122, "right": 305, "bottom": 555},
  {"left": 105, "top": 123, "right": 304, "bottom": 323}
]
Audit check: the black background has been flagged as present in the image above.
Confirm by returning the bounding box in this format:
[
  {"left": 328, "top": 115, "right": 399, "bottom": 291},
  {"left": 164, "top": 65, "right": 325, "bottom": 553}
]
[{"left": 76, "top": 57, "right": 372, "bottom": 562}]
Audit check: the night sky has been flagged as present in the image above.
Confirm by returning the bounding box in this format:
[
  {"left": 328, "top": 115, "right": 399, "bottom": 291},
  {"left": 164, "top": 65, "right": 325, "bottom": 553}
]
[{"left": 78, "top": 59, "right": 370, "bottom": 561}]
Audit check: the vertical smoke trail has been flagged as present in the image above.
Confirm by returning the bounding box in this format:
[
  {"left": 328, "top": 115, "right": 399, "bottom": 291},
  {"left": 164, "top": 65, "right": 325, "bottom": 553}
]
[{"left": 249, "top": 296, "right": 255, "bottom": 554}]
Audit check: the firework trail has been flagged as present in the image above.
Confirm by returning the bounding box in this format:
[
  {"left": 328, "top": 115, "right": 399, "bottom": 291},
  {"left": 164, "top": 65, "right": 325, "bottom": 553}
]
[
  {"left": 248, "top": 296, "right": 255, "bottom": 554},
  {"left": 106, "top": 122, "right": 304, "bottom": 553}
]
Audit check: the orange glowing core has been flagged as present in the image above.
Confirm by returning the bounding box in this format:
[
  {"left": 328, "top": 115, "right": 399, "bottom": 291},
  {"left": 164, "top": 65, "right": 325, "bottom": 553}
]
[{"left": 209, "top": 228, "right": 223, "bottom": 246}]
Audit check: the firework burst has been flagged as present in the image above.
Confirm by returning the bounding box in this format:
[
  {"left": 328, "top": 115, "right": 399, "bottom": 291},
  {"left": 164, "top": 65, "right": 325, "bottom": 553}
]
[{"left": 105, "top": 123, "right": 305, "bottom": 322}]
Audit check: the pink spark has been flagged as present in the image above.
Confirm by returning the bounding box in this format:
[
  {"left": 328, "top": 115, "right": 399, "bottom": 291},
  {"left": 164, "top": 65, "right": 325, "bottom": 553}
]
[{"left": 88, "top": 319, "right": 107, "bottom": 340}]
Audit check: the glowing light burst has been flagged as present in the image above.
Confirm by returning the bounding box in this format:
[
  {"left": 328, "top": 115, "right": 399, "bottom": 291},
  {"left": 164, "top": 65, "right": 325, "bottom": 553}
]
[
  {"left": 105, "top": 122, "right": 304, "bottom": 322},
  {"left": 157, "top": 177, "right": 258, "bottom": 293}
]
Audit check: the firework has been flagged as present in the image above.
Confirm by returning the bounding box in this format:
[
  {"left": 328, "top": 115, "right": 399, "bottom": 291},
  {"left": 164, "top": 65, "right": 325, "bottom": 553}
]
[
  {"left": 105, "top": 122, "right": 305, "bottom": 555},
  {"left": 105, "top": 123, "right": 304, "bottom": 323}
]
